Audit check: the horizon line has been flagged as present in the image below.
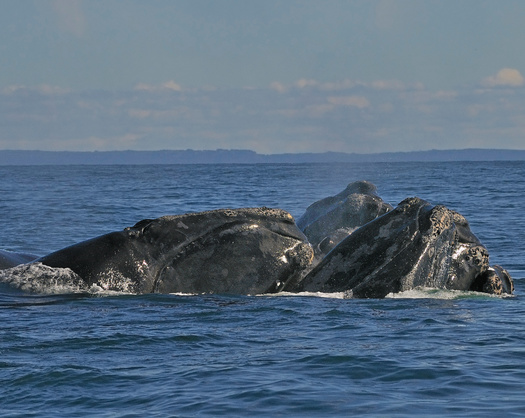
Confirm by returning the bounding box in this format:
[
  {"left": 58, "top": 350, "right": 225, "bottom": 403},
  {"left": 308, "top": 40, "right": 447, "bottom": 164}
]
[{"left": 2, "top": 147, "right": 525, "bottom": 155}]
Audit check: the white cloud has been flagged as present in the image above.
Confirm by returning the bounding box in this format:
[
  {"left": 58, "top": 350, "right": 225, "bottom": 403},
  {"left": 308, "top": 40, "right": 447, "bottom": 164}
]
[
  {"left": 327, "top": 96, "right": 370, "bottom": 108},
  {"left": 0, "top": 134, "right": 142, "bottom": 152},
  {"left": 306, "top": 104, "right": 336, "bottom": 117},
  {"left": 2, "top": 85, "right": 27, "bottom": 94},
  {"left": 318, "top": 79, "right": 356, "bottom": 91},
  {"left": 482, "top": 68, "right": 524, "bottom": 87},
  {"left": 370, "top": 80, "right": 425, "bottom": 91},
  {"left": 295, "top": 78, "right": 360, "bottom": 91},
  {"left": 3, "top": 78, "right": 525, "bottom": 154},
  {"left": 134, "top": 80, "right": 183, "bottom": 92},
  {"left": 269, "top": 81, "right": 287, "bottom": 93},
  {"left": 128, "top": 109, "right": 151, "bottom": 119},
  {"left": 295, "top": 78, "right": 319, "bottom": 89},
  {"left": 371, "top": 80, "right": 406, "bottom": 90},
  {"left": 128, "top": 107, "right": 199, "bottom": 121},
  {"left": 75, "top": 134, "right": 142, "bottom": 151},
  {"left": 2, "top": 84, "right": 69, "bottom": 95},
  {"left": 271, "top": 78, "right": 417, "bottom": 93},
  {"left": 433, "top": 90, "right": 458, "bottom": 100},
  {"left": 162, "top": 81, "right": 183, "bottom": 91}
]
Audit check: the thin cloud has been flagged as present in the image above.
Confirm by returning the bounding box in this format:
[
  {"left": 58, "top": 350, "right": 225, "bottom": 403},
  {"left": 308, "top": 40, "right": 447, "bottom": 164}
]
[
  {"left": 295, "top": 79, "right": 319, "bottom": 89},
  {"left": 134, "top": 81, "right": 183, "bottom": 92},
  {"left": 327, "top": 96, "right": 370, "bottom": 108},
  {"left": 370, "top": 80, "right": 423, "bottom": 91},
  {"left": 482, "top": 68, "right": 524, "bottom": 87},
  {"left": 269, "top": 82, "right": 287, "bottom": 93},
  {"left": 318, "top": 80, "right": 357, "bottom": 91},
  {"left": 2, "top": 78, "right": 525, "bottom": 153},
  {"left": 270, "top": 78, "right": 418, "bottom": 93},
  {"left": 2, "top": 84, "right": 69, "bottom": 95}
]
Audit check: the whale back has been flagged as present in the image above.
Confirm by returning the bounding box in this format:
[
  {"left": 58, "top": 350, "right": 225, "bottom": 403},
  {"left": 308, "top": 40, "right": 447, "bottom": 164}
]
[
  {"left": 297, "top": 181, "right": 393, "bottom": 260},
  {"left": 37, "top": 208, "right": 314, "bottom": 294}
]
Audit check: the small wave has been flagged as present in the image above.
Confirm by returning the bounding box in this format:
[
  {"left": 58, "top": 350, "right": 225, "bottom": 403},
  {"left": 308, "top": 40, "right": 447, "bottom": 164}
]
[
  {"left": 261, "top": 288, "right": 513, "bottom": 300},
  {"left": 85, "top": 285, "right": 136, "bottom": 297},
  {"left": 260, "top": 291, "right": 351, "bottom": 299},
  {"left": 385, "top": 287, "right": 513, "bottom": 300},
  {"left": 0, "top": 264, "right": 513, "bottom": 300},
  {"left": 168, "top": 292, "right": 200, "bottom": 296}
]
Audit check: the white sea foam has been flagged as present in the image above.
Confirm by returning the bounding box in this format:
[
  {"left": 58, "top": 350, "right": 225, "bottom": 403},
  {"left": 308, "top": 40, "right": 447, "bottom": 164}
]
[
  {"left": 260, "top": 291, "right": 350, "bottom": 299},
  {"left": 260, "top": 288, "right": 511, "bottom": 300},
  {"left": 0, "top": 262, "right": 87, "bottom": 294},
  {"left": 0, "top": 262, "right": 511, "bottom": 300},
  {"left": 385, "top": 287, "right": 511, "bottom": 299},
  {"left": 0, "top": 263, "right": 138, "bottom": 296},
  {"left": 168, "top": 292, "right": 199, "bottom": 296}
]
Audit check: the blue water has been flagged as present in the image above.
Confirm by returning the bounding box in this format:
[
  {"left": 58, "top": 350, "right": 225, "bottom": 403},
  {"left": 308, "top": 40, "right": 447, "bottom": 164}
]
[{"left": 1, "top": 162, "right": 524, "bottom": 416}]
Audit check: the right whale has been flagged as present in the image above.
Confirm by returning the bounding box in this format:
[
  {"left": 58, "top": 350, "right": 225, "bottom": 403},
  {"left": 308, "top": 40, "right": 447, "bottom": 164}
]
[
  {"left": 291, "top": 197, "right": 513, "bottom": 298},
  {"left": 29, "top": 207, "right": 313, "bottom": 295},
  {"left": 296, "top": 180, "right": 393, "bottom": 262}
]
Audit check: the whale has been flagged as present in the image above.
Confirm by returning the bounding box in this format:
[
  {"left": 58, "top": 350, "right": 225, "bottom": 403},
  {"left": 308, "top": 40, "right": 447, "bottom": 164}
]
[
  {"left": 29, "top": 208, "right": 313, "bottom": 294},
  {"left": 290, "top": 197, "right": 514, "bottom": 298},
  {"left": 296, "top": 181, "right": 393, "bottom": 261},
  {"left": 0, "top": 183, "right": 514, "bottom": 298}
]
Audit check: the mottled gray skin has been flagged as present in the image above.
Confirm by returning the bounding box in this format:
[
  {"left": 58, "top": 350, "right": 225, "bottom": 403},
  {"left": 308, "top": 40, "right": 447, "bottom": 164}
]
[
  {"left": 0, "top": 249, "right": 38, "bottom": 270},
  {"left": 297, "top": 181, "right": 393, "bottom": 260},
  {"left": 36, "top": 208, "right": 313, "bottom": 295},
  {"left": 470, "top": 265, "right": 514, "bottom": 295},
  {"left": 291, "top": 197, "right": 513, "bottom": 298}
]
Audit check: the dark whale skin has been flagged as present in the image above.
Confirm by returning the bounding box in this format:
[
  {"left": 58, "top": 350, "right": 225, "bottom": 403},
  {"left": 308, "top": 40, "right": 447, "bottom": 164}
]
[{"left": 37, "top": 207, "right": 313, "bottom": 295}]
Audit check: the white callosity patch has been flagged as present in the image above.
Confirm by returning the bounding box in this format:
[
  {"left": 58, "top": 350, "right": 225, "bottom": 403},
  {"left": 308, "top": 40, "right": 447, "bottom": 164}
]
[
  {"left": 177, "top": 221, "right": 189, "bottom": 229},
  {"left": 217, "top": 223, "right": 259, "bottom": 238},
  {"left": 452, "top": 243, "right": 469, "bottom": 260},
  {"left": 280, "top": 241, "right": 313, "bottom": 264}
]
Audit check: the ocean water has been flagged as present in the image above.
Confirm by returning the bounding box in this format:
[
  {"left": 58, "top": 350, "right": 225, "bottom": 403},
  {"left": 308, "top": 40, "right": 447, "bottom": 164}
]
[{"left": 0, "top": 162, "right": 524, "bottom": 416}]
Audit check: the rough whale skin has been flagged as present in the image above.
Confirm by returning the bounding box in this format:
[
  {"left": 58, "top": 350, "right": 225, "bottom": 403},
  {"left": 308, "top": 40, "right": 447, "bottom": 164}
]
[
  {"left": 297, "top": 181, "right": 393, "bottom": 261},
  {"left": 1, "top": 182, "right": 514, "bottom": 298},
  {"left": 36, "top": 207, "right": 314, "bottom": 295},
  {"left": 290, "top": 197, "right": 513, "bottom": 298}
]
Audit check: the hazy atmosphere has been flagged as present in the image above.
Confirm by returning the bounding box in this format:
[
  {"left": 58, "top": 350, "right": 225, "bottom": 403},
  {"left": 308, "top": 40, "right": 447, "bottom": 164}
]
[{"left": 2, "top": 0, "right": 525, "bottom": 153}]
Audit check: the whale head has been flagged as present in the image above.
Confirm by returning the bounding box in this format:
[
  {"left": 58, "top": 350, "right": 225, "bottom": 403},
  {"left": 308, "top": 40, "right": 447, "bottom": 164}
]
[{"left": 37, "top": 208, "right": 313, "bottom": 294}]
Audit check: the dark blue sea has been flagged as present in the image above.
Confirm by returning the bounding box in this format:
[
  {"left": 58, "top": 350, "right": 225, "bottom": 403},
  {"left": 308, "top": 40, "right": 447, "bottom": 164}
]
[{"left": 1, "top": 162, "right": 524, "bottom": 417}]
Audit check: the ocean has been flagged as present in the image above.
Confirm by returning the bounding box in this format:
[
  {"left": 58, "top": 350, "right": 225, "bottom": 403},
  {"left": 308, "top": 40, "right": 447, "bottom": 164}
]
[{"left": 1, "top": 162, "right": 524, "bottom": 416}]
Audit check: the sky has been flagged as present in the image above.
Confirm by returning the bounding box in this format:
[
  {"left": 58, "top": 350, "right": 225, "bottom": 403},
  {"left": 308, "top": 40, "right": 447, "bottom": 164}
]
[{"left": 1, "top": 0, "right": 525, "bottom": 154}]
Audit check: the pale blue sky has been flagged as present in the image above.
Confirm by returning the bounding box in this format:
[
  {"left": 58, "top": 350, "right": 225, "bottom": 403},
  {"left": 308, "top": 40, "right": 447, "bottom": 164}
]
[{"left": 1, "top": 0, "right": 525, "bottom": 153}]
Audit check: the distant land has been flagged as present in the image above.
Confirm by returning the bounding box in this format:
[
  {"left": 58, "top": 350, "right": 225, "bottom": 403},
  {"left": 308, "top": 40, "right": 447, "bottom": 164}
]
[{"left": 0, "top": 149, "right": 525, "bottom": 165}]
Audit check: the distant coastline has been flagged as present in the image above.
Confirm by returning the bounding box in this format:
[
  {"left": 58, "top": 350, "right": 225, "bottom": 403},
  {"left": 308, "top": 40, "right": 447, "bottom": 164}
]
[{"left": 1, "top": 148, "right": 524, "bottom": 165}]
